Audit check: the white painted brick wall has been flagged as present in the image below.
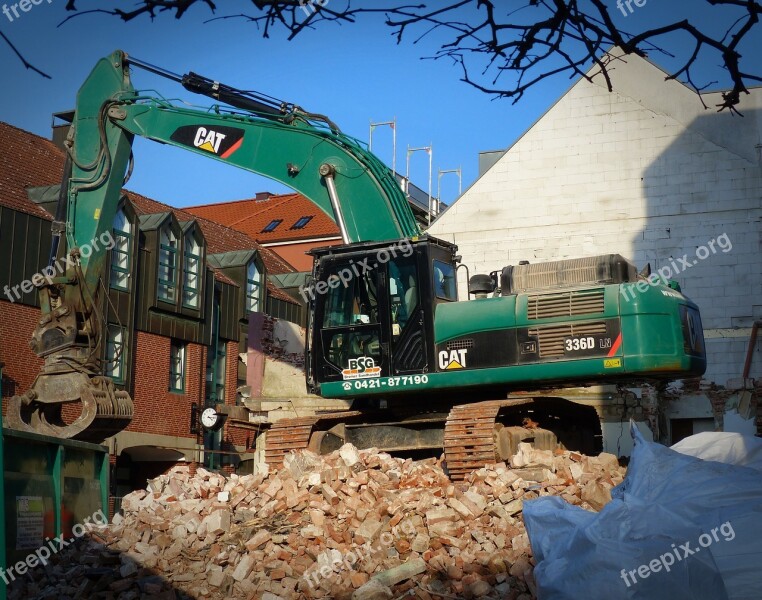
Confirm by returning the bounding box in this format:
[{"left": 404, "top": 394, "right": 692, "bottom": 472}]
[{"left": 430, "top": 55, "right": 762, "bottom": 387}]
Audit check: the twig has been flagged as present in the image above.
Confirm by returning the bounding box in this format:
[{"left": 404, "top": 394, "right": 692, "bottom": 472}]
[{"left": 0, "top": 30, "right": 51, "bottom": 78}]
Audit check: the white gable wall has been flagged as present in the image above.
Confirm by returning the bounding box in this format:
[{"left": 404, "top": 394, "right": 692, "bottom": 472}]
[{"left": 429, "top": 53, "right": 762, "bottom": 388}]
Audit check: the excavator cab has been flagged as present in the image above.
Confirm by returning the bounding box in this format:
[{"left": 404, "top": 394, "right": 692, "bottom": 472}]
[{"left": 307, "top": 237, "right": 458, "bottom": 393}]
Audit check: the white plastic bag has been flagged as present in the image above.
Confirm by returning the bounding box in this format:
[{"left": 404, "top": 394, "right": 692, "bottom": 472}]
[{"left": 671, "top": 431, "right": 762, "bottom": 472}]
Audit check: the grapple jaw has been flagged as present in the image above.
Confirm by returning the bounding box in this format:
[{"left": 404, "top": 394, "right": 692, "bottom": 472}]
[{"left": 6, "top": 367, "right": 133, "bottom": 443}]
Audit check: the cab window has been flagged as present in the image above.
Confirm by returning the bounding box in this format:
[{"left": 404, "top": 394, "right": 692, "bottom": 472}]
[
  {"left": 388, "top": 257, "right": 419, "bottom": 331},
  {"left": 433, "top": 260, "right": 457, "bottom": 301},
  {"left": 320, "top": 266, "right": 381, "bottom": 375},
  {"left": 323, "top": 268, "right": 379, "bottom": 328}
]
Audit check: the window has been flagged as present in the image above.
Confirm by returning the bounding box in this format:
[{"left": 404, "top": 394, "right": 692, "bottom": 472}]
[
  {"left": 246, "top": 261, "right": 263, "bottom": 313},
  {"left": 158, "top": 226, "right": 178, "bottom": 302},
  {"left": 291, "top": 216, "right": 313, "bottom": 230},
  {"left": 323, "top": 267, "right": 379, "bottom": 328},
  {"left": 262, "top": 219, "right": 282, "bottom": 233},
  {"left": 110, "top": 207, "right": 131, "bottom": 290},
  {"left": 433, "top": 260, "right": 457, "bottom": 301},
  {"left": 204, "top": 428, "right": 222, "bottom": 470},
  {"left": 183, "top": 232, "right": 201, "bottom": 308},
  {"left": 206, "top": 338, "right": 227, "bottom": 403},
  {"left": 389, "top": 256, "right": 419, "bottom": 330},
  {"left": 169, "top": 340, "right": 186, "bottom": 392},
  {"left": 321, "top": 267, "right": 381, "bottom": 372},
  {"left": 237, "top": 336, "right": 248, "bottom": 406},
  {"left": 105, "top": 325, "right": 126, "bottom": 384}
]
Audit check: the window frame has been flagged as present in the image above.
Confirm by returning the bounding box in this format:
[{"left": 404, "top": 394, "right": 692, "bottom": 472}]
[
  {"left": 262, "top": 219, "right": 283, "bottom": 233},
  {"left": 206, "top": 338, "right": 227, "bottom": 403},
  {"left": 110, "top": 204, "right": 133, "bottom": 291},
  {"left": 105, "top": 325, "right": 126, "bottom": 385},
  {"left": 246, "top": 260, "right": 263, "bottom": 313},
  {"left": 158, "top": 225, "right": 179, "bottom": 303},
  {"left": 291, "top": 215, "right": 313, "bottom": 230},
  {"left": 169, "top": 340, "right": 186, "bottom": 393},
  {"left": 182, "top": 229, "right": 203, "bottom": 309},
  {"left": 433, "top": 259, "right": 458, "bottom": 302},
  {"left": 236, "top": 335, "right": 248, "bottom": 406}
]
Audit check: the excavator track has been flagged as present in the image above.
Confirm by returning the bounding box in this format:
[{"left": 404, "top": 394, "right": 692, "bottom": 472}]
[
  {"left": 264, "top": 411, "right": 362, "bottom": 469},
  {"left": 265, "top": 400, "right": 557, "bottom": 481},
  {"left": 444, "top": 399, "right": 533, "bottom": 480}
]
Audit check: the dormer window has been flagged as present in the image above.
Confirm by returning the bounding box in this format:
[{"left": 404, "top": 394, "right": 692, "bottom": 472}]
[
  {"left": 158, "top": 226, "right": 178, "bottom": 302},
  {"left": 246, "top": 260, "right": 263, "bottom": 313},
  {"left": 110, "top": 207, "right": 132, "bottom": 290},
  {"left": 183, "top": 231, "right": 202, "bottom": 308}
]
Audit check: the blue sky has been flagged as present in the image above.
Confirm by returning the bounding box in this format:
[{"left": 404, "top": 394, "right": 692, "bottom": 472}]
[{"left": 0, "top": 1, "right": 760, "bottom": 208}]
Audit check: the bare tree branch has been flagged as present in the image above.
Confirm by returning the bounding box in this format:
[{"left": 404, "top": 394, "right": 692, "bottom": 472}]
[
  {"left": 0, "top": 30, "right": 51, "bottom": 78},
  {"left": 12, "top": 0, "right": 762, "bottom": 112}
]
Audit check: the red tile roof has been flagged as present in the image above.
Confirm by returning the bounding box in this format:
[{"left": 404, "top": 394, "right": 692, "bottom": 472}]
[
  {"left": 186, "top": 193, "right": 341, "bottom": 243},
  {"left": 0, "top": 121, "right": 297, "bottom": 304},
  {"left": 0, "top": 121, "right": 61, "bottom": 220}
]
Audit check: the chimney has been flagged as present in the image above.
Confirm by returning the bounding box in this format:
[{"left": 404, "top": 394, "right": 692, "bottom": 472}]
[
  {"left": 255, "top": 192, "right": 273, "bottom": 201},
  {"left": 51, "top": 111, "right": 75, "bottom": 152}
]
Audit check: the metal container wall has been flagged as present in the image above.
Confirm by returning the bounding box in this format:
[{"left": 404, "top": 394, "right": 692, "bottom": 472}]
[{"left": 0, "top": 423, "right": 108, "bottom": 598}]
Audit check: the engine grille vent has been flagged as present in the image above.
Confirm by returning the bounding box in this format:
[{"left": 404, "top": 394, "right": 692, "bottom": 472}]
[
  {"left": 446, "top": 339, "right": 474, "bottom": 351},
  {"left": 528, "top": 321, "right": 607, "bottom": 357},
  {"left": 502, "top": 254, "right": 637, "bottom": 294},
  {"left": 527, "top": 289, "right": 605, "bottom": 320}
]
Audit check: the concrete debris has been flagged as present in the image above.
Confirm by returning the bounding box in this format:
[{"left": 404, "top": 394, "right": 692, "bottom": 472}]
[{"left": 7, "top": 442, "right": 625, "bottom": 600}]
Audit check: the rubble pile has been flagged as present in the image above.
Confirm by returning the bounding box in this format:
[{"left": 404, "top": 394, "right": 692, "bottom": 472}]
[{"left": 9, "top": 444, "right": 626, "bottom": 600}]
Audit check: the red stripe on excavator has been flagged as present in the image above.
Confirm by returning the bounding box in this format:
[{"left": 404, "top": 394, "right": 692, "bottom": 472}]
[
  {"left": 607, "top": 333, "right": 622, "bottom": 357},
  {"left": 221, "top": 138, "right": 243, "bottom": 159}
]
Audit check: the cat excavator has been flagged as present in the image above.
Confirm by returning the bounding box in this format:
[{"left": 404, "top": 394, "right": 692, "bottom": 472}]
[{"left": 6, "top": 51, "right": 706, "bottom": 475}]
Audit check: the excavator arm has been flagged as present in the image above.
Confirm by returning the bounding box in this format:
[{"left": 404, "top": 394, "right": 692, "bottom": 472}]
[{"left": 6, "top": 50, "right": 420, "bottom": 442}]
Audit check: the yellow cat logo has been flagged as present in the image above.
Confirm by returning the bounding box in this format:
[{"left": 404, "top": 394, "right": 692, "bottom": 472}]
[
  {"left": 439, "top": 349, "right": 467, "bottom": 370},
  {"left": 193, "top": 127, "right": 227, "bottom": 154}
]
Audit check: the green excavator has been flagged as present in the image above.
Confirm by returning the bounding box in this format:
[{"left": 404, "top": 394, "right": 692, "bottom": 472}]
[{"left": 6, "top": 51, "right": 705, "bottom": 476}]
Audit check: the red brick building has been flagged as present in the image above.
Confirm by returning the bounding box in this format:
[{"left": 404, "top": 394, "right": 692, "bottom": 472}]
[{"left": 0, "top": 121, "right": 300, "bottom": 509}]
